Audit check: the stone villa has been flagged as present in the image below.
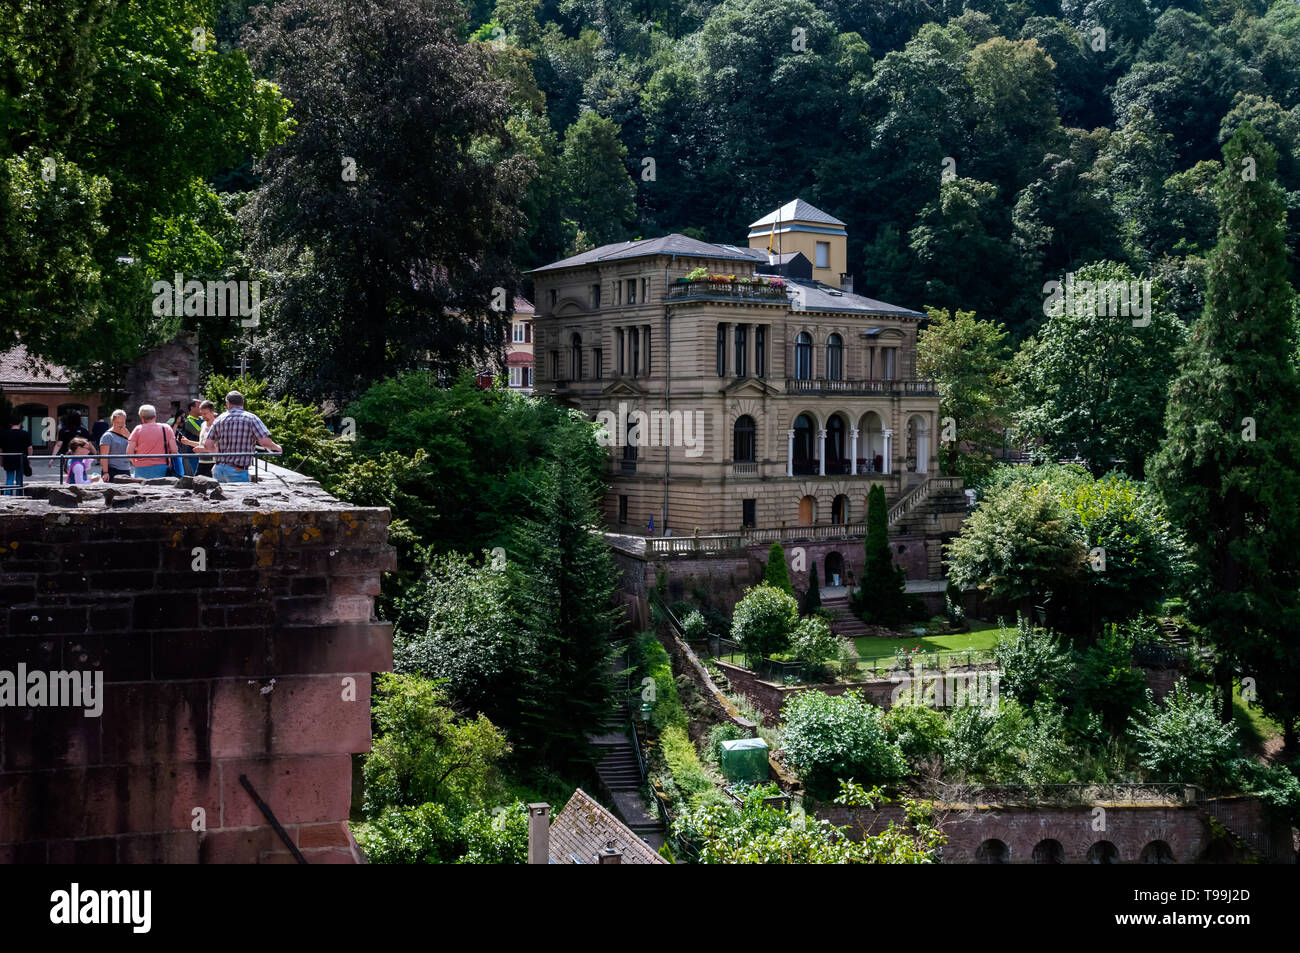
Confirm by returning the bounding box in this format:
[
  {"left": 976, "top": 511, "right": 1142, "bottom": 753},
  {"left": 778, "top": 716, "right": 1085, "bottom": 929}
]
[{"left": 531, "top": 199, "right": 966, "bottom": 589}]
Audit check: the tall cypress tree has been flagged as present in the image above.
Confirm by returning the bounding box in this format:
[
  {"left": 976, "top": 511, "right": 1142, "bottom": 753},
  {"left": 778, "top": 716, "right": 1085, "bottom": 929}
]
[
  {"left": 510, "top": 431, "right": 621, "bottom": 767},
  {"left": 804, "top": 560, "right": 822, "bottom": 615},
  {"left": 856, "top": 483, "right": 909, "bottom": 626},
  {"left": 1150, "top": 124, "right": 1300, "bottom": 744},
  {"left": 764, "top": 541, "right": 794, "bottom": 596}
]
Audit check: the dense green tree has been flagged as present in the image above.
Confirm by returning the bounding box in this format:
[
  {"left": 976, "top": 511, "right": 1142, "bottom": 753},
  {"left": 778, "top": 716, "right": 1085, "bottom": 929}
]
[
  {"left": 804, "top": 561, "right": 822, "bottom": 615},
  {"left": 763, "top": 541, "right": 794, "bottom": 595},
  {"left": 240, "top": 0, "right": 534, "bottom": 401},
  {"left": 915, "top": 307, "right": 1011, "bottom": 481},
  {"left": 1149, "top": 125, "right": 1300, "bottom": 743},
  {"left": 947, "top": 477, "right": 1086, "bottom": 621},
  {"left": 909, "top": 177, "right": 1017, "bottom": 319},
  {"left": 558, "top": 111, "right": 636, "bottom": 250},
  {"left": 731, "top": 584, "right": 799, "bottom": 660},
  {"left": 781, "top": 690, "right": 907, "bottom": 798},
  {"left": 855, "top": 483, "right": 909, "bottom": 626},
  {"left": 362, "top": 673, "right": 511, "bottom": 818},
  {"left": 1, "top": 0, "right": 289, "bottom": 387},
  {"left": 1012, "top": 260, "right": 1186, "bottom": 477},
  {"left": 509, "top": 429, "right": 621, "bottom": 766}
]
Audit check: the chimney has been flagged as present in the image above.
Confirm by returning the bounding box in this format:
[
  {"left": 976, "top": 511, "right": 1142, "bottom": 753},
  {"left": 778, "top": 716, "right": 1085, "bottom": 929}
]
[
  {"left": 598, "top": 842, "right": 623, "bottom": 865},
  {"left": 527, "top": 803, "right": 551, "bottom": 864},
  {"left": 840, "top": 273, "right": 854, "bottom": 294}
]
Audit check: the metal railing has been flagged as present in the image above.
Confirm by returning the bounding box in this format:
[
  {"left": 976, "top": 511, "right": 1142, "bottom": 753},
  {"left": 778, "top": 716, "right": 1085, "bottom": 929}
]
[
  {"left": 2, "top": 451, "right": 283, "bottom": 494},
  {"left": 785, "top": 378, "right": 939, "bottom": 396},
  {"left": 667, "top": 279, "right": 789, "bottom": 301}
]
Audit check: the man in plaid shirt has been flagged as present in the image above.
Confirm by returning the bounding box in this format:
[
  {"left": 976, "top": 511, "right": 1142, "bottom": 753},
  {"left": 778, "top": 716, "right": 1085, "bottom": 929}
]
[{"left": 201, "top": 391, "right": 283, "bottom": 483}]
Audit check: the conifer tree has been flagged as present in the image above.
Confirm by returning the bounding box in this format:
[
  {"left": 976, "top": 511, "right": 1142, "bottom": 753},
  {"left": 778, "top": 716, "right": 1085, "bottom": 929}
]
[
  {"left": 764, "top": 541, "right": 794, "bottom": 596},
  {"left": 1150, "top": 124, "right": 1300, "bottom": 743},
  {"left": 510, "top": 431, "right": 621, "bottom": 766},
  {"left": 804, "top": 560, "right": 822, "bottom": 615},
  {"left": 856, "top": 483, "right": 909, "bottom": 626}
]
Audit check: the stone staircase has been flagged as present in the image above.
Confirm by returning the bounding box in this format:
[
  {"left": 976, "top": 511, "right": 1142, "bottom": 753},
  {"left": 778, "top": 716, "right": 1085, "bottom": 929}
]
[
  {"left": 588, "top": 659, "right": 666, "bottom": 846},
  {"left": 822, "top": 591, "right": 870, "bottom": 641}
]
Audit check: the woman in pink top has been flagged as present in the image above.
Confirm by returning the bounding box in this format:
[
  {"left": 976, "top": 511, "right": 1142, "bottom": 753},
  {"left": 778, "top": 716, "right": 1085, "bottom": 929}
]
[{"left": 126, "top": 404, "right": 178, "bottom": 479}]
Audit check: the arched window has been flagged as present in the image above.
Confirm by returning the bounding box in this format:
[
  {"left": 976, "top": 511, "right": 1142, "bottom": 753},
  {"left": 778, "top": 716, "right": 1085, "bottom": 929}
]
[
  {"left": 826, "top": 333, "right": 843, "bottom": 381},
  {"left": 795, "top": 332, "right": 813, "bottom": 380},
  {"left": 716, "top": 324, "right": 727, "bottom": 377},
  {"left": 1140, "top": 841, "right": 1175, "bottom": 864},
  {"left": 733, "top": 415, "right": 756, "bottom": 462},
  {"left": 793, "top": 414, "right": 815, "bottom": 475},
  {"left": 570, "top": 333, "right": 582, "bottom": 380}
]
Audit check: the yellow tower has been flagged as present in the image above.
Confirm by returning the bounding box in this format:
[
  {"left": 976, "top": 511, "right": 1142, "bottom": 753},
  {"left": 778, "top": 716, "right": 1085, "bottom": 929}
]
[{"left": 747, "top": 198, "right": 848, "bottom": 287}]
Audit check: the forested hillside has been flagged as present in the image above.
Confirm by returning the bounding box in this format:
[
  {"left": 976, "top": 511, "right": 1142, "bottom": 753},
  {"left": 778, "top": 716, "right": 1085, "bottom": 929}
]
[{"left": 232, "top": 0, "right": 1300, "bottom": 337}]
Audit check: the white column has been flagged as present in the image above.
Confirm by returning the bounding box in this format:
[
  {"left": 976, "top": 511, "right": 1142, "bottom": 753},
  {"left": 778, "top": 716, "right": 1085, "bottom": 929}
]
[
  {"left": 787, "top": 429, "right": 795, "bottom": 477},
  {"left": 883, "top": 428, "right": 894, "bottom": 475},
  {"left": 817, "top": 429, "right": 827, "bottom": 476},
  {"left": 850, "top": 428, "right": 859, "bottom": 476},
  {"left": 917, "top": 426, "right": 929, "bottom": 474}
]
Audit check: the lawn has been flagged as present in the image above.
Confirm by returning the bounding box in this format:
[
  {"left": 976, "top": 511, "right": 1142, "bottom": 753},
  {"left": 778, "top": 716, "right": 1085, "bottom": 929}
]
[{"left": 851, "top": 619, "right": 1014, "bottom": 663}]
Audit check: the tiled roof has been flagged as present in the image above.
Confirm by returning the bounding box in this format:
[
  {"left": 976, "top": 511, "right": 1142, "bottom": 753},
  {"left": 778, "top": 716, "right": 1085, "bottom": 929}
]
[
  {"left": 0, "top": 345, "right": 72, "bottom": 388},
  {"left": 780, "top": 278, "right": 924, "bottom": 318},
  {"left": 547, "top": 789, "right": 667, "bottom": 865},
  {"left": 749, "top": 198, "right": 846, "bottom": 229},
  {"left": 530, "top": 234, "right": 767, "bottom": 273}
]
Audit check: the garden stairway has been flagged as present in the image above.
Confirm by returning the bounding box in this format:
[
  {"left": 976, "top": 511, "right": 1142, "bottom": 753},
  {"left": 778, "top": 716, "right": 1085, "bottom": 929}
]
[
  {"left": 822, "top": 592, "right": 870, "bottom": 641},
  {"left": 588, "top": 660, "right": 666, "bottom": 847}
]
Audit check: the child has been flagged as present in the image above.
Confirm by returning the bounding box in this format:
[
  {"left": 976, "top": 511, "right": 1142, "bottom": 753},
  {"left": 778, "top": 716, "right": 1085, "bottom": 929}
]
[{"left": 67, "top": 438, "right": 98, "bottom": 485}]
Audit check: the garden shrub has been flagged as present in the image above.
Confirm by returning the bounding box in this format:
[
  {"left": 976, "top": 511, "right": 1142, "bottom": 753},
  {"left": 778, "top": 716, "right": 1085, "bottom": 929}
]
[
  {"left": 994, "top": 618, "right": 1074, "bottom": 705},
  {"left": 661, "top": 725, "right": 720, "bottom": 809},
  {"left": 1129, "top": 680, "right": 1241, "bottom": 787},
  {"left": 764, "top": 542, "right": 794, "bottom": 595},
  {"left": 731, "top": 584, "right": 799, "bottom": 661},
  {"left": 1071, "top": 625, "right": 1148, "bottom": 729},
  {"left": 682, "top": 609, "right": 709, "bottom": 639},
  {"left": 637, "top": 631, "right": 686, "bottom": 731},
  {"left": 781, "top": 690, "right": 906, "bottom": 799},
  {"left": 885, "top": 703, "right": 949, "bottom": 765},
  {"left": 789, "top": 616, "right": 839, "bottom": 680}
]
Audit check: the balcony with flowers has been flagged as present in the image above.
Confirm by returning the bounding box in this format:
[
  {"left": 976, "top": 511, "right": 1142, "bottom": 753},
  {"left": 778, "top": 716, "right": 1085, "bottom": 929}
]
[{"left": 667, "top": 267, "right": 789, "bottom": 302}]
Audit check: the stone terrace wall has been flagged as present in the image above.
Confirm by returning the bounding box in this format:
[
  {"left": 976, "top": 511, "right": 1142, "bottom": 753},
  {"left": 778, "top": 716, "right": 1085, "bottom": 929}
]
[
  {"left": 0, "top": 469, "right": 393, "bottom": 863},
  {"left": 818, "top": 796, "right": 1277, "bottom": 864}
]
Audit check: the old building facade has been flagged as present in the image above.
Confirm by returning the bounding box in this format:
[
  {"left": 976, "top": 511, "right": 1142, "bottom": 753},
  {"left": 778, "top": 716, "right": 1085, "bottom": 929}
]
[{"left": 531, "top": 200, "right": 964, "bottom": 572}]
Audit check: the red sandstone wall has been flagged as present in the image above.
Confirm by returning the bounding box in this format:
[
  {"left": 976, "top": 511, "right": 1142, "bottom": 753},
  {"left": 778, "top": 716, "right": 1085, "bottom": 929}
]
[
  {"left": 817, "top": 797, "right": 1274, "bottom": 864},
  {"left": 0, "top": 480, "right": 394, "bottom": 863}
]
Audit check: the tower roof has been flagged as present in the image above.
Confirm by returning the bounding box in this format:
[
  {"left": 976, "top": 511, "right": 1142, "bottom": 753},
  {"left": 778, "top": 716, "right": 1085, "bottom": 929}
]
[{"left": 748, "top": 198, "right": 846, "bottom": 230}]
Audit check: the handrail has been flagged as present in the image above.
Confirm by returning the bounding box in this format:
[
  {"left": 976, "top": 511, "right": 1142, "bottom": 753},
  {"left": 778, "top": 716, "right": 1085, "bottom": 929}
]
[{"left": 6, "top": 451, "right": 284, "bottom": 491}]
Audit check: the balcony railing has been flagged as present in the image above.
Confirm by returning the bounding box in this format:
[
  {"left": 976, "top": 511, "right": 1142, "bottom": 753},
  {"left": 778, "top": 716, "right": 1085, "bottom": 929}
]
[
  {"left": 785, "top": 378, "right": 938, "bottom": 396},
  {"left": 667, "top": 278, "right": 789, "bottom": 302}
]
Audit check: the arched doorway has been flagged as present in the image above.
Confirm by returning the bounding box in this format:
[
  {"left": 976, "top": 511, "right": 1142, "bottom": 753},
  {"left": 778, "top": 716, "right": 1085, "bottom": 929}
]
[
  {"left": 825, "top": 551, "right": 845, "bottom": 588},
  {"left": 825, "top": 414, "right": 848, "bottom": 474},
  {"left": 1087, "top": 841, "right": 1119, "bottom": 864},
  {"left": 1033, "top": 839, "right": 1064, "bottom": 864},
  {"left": 798, "top": 495, "right": 816, "bottom": 526},
  {"left": 793, "top": 414, "right": 816, "bottom": 475},
  {"left": 830, "top": 494, "right": 849, "bottom": 525},
  {"left": 1139, "top": 841, "right": 1175, "bottom": 864},
  {"left": 859, "top": 411, "right": 884, "bottom": 473},
  {"left": 976, "top": 839, "right": 1008, "bottom": 864}
]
